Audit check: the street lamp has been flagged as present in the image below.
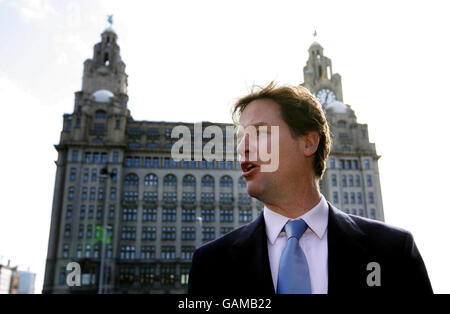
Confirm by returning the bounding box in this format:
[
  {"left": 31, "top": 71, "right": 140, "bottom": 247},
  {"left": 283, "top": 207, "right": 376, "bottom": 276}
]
[{"left": 98, "top": 167, "right": 115, "bottom": 294}]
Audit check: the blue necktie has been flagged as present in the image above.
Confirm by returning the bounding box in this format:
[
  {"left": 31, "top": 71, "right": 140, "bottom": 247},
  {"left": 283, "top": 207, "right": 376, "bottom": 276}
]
[{"left": 277, "top": 219, "right": 311, "bottom": 294}]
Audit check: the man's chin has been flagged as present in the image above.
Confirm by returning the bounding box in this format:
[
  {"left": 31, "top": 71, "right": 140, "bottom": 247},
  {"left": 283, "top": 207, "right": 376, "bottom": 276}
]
[{"left": 246, "top": 181, "right": 264, "bottom": 201}]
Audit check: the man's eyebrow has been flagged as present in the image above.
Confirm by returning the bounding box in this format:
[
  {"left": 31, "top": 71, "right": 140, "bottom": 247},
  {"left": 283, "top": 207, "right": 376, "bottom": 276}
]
[{"left": 248, "top": 121, "right": 272, "bottom": 127}]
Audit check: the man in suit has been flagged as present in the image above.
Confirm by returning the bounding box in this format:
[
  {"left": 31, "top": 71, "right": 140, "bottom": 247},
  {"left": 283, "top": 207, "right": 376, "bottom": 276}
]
[{"left": 188, "top": 82, "right": 432, "bottom": 294}]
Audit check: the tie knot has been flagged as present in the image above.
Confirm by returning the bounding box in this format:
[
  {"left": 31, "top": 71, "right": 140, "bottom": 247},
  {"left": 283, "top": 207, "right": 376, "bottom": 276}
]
[{"left": 284, "top": 219, "right": 308, "bottom": 239}]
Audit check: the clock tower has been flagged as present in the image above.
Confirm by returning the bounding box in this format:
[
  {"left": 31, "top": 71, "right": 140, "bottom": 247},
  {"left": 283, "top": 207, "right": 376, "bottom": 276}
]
[{"left": 302, "top": 42, "right": 344, "bottom": 109}]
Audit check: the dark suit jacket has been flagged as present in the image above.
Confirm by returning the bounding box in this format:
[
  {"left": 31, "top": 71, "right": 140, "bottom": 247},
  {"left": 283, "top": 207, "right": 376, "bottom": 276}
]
[{"left": 188, "top": 202, "right": 433, "bottom": 294}]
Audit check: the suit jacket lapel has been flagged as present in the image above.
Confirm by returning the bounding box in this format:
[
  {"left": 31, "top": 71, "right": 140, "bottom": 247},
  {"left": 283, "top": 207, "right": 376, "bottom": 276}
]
[
  {"left": 231, "top": 211, "right": 275, "bottom": 294},
  {"left": 327, "top": 202, "right": 370, "bottom": 293}
]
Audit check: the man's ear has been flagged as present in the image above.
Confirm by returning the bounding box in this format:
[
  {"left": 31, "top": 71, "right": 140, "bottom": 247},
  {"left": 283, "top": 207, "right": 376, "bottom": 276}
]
[{"left": 303, "top": 131, "right": 320, "bottom": 157}]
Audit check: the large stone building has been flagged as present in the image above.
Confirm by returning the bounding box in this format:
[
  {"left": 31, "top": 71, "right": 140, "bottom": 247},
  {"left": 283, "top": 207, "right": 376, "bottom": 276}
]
[{"left": 43, "top": 28, "right": 384, "bottom": 294}]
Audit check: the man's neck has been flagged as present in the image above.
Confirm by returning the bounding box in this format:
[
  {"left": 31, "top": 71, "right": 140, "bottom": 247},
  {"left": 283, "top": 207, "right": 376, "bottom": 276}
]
[{"left": 264, "top": 184, "right": 321, "bottom": 219}]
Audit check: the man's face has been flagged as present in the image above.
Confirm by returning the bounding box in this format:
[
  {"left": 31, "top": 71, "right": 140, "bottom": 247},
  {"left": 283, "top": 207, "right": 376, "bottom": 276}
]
[{"left": 237, "top": 99, "right": 313, "bottom": 204}]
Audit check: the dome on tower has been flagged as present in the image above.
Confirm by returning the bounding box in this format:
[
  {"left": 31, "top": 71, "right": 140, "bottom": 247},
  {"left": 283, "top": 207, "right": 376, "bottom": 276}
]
[{"left": 93, "top": 89, "right": 114, "bottom": 103}]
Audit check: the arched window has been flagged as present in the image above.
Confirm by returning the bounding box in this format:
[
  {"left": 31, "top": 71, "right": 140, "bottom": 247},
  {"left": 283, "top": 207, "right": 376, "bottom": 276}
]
[
  {"left": 183, "top": 175, "right": 196, "bottom": 187},
  {"left": 201, "top": 175, "right": 214, "bottom": 187},
  {"left": 220, "top": 175, "right": 233, "bottom": 187},
  {"left": 163, "top": 174, "right": 177, "bottom": 186},
  {"left": 124, "top": 174, "right": 139, "bottom": 185},
  {"left": 238, "top": 177, "right": 246, "bottom": 188},
  {"left": 144, "top": 174, "right": 158, "bottom": 186},
  {"left": 95, "top": 110, "right": 107, "bottom": 119}
]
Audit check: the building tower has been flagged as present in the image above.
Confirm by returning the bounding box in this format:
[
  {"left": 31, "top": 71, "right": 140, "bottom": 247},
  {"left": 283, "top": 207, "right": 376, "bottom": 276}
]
[{"left": 302, "top": 41, "right": 385, "bottom": 222}]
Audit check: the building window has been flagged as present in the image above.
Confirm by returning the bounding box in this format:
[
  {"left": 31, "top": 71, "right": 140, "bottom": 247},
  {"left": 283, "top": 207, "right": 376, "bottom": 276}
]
[
  {"left": 344, "top": 192, "right": 349, "bottom": 204},
  {"left": 202, "top": 227, "right": 215, "bottom": 241},
  {"left": 330, "top": 158, "right": 335, "bottom": 169},
  {"left": 124, "top": 174, "right": 139, "bottom": 185},
  {"left": 76, "top": 244, "right": 82, "bottom": 259},
  {"left": 181, "top": 227, "right": 196, "bottom": 240},
  {"left": 220, "top": 175, "right": 233, "bottom": 187},
  {"left": 122, "top": 208, "right": 137, "bottom": 221},
  {"left": 90, "top": 187, "right": 96, "bottom": 200},
  {"left": 162, "top": 192, "right": 177, "bottom": 202},
  {"left": 365, "top": 159, "right": 370, "bottom": 169},
  {"left": 142, "top": 227, "right": 157, "bottom": 241},
  {"left": 368, "top": 192, "right": 375, "bottom": 204},
  {"left": 121, "top": 226, "right": 136, "bottom": 240},
  {"left": 181, "top": 246, "right": 195, "bottom": 260},
  {"left": 238, "top": 177, "right": 246, "bottom": 188},
  {"left": 62, "top": 244, "right": 69, "bottom": 259},
  {"left": 331, "top": 174, "right": 337, "bottom": 186},
  {"left": 162, "top": 226, "right": 176, "bottom": 241},
  {"left": 220, "top": 193, "right": 233, "bottom": 204},
  {"left": 66, "top": 205, "right": 73, "bottom": 218},
  {"left": 333, "top": 191, "right": 338, "bottom": 203},
  {"left": 86, "top": 224, "right": 93, "bottom": 238},
  {"left": 112, "top": 151, "right": 119, "bottom": 163},
  {"left": 201, "top": 208, "right": 215, "bottom": 222},
  {"left": 110, "top": 187, "right": 116, "bottom": 200},
  {"left": 88, "top": 205, "right": 94, "bottom": 219},
  {"left": 182, "top": 208, "right": 196, "bottom": 222},
  {"left": 93, "top": 152, "right": 99, "bottom": 163},
  {"left": 201, "top": 192, "right": 215, "bottom": 203},
  {"left": 160, "top": 265, "right": 176, "bottom": 285},
  {"left": 142, "top": 208, "right": 157, "bottom": 221},
  {"left": 64, "top": 224, "right": 71, "bottom": 238},
  {"left": 72, "top": 150, "right": 79, "bottom": 162},
  {"left": 85, "top": 152, "right": 91, "bottom": 163},
  {"left": 201, "top": 175, "right": 214, "bottom": 187},
  {"left": 359, "top": 209, "right": 365, "bottom": 217},
  {"left": 220, "top": 208, "right": 234, "bottom": 222},
  {"left": 162, "top": 208, "right": 176, "bottom": 222},
  {"left": 141, "top": 246, "right": 156, "bottom": 260},
  {"left": 78, "top": 224, "right": 84, "bottom": 239},
  {"left": 163, "top": 174, "right": 177, "bottom": 186},
  {"left": 80, "top": 205, "right": 86, "bottom": 219},
  {"left": 182, "top": 175, "right": 196, "bottom": 187},
  {"left": 220, "top": 227, "right": 234, "bottom": 236},
  {"left": 120, "top": 246, "right": 136, "bottom": 260},
  {"left": 238, "top": 193, "right": 251, "bottom": 204},
  {"left": 239, "top": 209, "right": 252, "bottom": 222},
  {"left": 367, "top": 175, "right": 373, "bottom": 187},
  {"left": 349, "top": 175, "right": 354, "bottom": 187},
  {"left": 355, "top": 175, "right": 361, "bottom": 187},
  {"left": 109, "top": 205, "right": 115, "bottom": 219},
  {"left": 358, "top": 192, "right": 362, "bottom": 204},
  {"left": 70, "top": 168, "right": 76, "bottom": 181},
  {"left": 123, "top": 191, "right": 138, "bottom": 201},
  {"left": 160, "top": 246, "right": 176, "bottom": 260},
  {"left": 351, "top": 192, "right": 355, "bottom": 204},
  {"left": 353, "top": 160, "right": 359, "bottom": 170},
  {"left": 68, "top": 186, "right": 75, "bottom": 200},
  {"left": 341, "top": 175, "right": 347, "bottom": 187},
  {"left": 370, "top": 209, "right": 376, "bottom": 220}
]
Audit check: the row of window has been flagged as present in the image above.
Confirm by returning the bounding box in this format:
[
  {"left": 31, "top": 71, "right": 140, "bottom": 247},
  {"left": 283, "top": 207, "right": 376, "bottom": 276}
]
[
  {"left": 124, "top": 157, "right": 237, "bottom": 170},
  {"left": 59, "top": 264, "right": 187, "bottom": 286},
  {"left": 330, "top": 174, "right": 373, "bottom": 187},
  {"left": 328, "top": 158, "right": 372, "bottom": 170},
  {"left": 123, "top": 173, "right": 245, "bottom": 188},
  {"left": 71, "top": 151, "right": 120, "bottom": 164},
  {"left": 332, "top": 191, "right": 376, "bottom": 205},
  {"left": 343, "top": 208, "right": 377, "bottom": 220}
]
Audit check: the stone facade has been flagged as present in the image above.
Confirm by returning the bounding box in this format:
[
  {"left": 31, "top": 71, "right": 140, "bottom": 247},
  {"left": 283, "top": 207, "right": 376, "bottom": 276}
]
[{"left": 43, "top": 29, "right": 384, "bottom": 294}]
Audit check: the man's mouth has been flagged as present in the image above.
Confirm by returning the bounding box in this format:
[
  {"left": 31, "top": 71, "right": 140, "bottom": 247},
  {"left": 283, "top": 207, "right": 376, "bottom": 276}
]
[{"left": 240, "top": 161, "right": 260, "bottom": 177}]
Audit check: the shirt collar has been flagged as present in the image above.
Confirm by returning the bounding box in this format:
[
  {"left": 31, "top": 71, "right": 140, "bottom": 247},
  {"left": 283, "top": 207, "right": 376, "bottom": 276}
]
[{"left": 263, "top": 194, "right": 329, "bottom": 245}]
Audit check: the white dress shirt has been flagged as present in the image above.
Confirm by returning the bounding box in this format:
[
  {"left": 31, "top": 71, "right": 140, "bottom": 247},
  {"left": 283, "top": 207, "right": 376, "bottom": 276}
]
[{"left": 263, "top": 194, "right": 329, "bottom": 294}]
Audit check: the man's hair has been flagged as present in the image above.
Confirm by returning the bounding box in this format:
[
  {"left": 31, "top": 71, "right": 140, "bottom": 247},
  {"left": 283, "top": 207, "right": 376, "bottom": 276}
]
[{"left": 232, "top": 81, "right": 332, "bottom": 179}]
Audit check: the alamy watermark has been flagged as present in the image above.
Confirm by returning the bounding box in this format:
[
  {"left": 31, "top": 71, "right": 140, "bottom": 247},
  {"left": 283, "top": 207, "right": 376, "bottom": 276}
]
[{"left": 170, "top": 123, "right": 280, "bottom": 172}]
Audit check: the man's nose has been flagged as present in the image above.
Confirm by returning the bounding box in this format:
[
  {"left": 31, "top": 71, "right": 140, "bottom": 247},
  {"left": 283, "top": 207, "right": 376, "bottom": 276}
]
[{"left": 237, "top": 133, "right": 249, "bottom": 159}]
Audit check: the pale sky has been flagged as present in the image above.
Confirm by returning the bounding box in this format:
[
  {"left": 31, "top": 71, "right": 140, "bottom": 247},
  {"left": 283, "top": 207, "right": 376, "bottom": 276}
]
[{"left": 1, "top": 0, "right": 449, "bottom": 293}]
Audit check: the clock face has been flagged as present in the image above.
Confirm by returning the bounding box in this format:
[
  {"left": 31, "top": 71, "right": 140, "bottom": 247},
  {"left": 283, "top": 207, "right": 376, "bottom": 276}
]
[{"left": 316, "top": 88, "right": 337, "bottom": 108}]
